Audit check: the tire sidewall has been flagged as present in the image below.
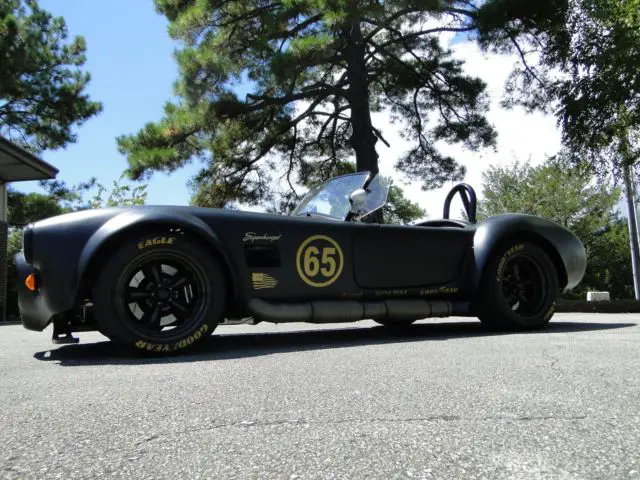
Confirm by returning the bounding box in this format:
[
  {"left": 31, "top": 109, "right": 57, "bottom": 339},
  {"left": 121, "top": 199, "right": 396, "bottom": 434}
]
[
  {"left": 481, "top": 241, "right": 558, "bottom": 328},
  {"left": 93, "top": 232, "right": 226, "bottom": 353}
]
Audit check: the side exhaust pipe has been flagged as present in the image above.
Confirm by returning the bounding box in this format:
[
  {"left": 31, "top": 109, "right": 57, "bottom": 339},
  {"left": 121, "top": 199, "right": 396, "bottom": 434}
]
[{"left": 247, "top": 298, "right": 470, "bottom": 324}]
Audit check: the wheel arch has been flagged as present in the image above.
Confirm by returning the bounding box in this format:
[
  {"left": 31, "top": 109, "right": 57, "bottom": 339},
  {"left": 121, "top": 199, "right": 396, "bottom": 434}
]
[
  {"left": 75, "top": 213, "right": 240, "bottom": 307},
  {"left": 477, "top": 230, "right": 568, "bottom": 288},
  {"left": 470, "top": 214, "right": 586, "bottom": 294}
]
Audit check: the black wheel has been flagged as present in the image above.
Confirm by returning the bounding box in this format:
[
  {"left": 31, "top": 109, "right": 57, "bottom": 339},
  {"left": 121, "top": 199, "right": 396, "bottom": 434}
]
[
  {"left": 477, "top": 241, "right": 558, "bottom": 330},
  {"left": 93, "top": 231, "right": 227, "bottom": 353}
]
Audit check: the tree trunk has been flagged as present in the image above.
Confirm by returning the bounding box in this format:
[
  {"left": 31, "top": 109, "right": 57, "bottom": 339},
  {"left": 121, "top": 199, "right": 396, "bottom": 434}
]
[
  {"left": 623, "top": 162, "right": 640, "bottom": 301},
  {"left": 344, "top": 13, "right": 383, "bottom": 223},
  {"left": 345, "top": 17, "right": 379, "bottom": 175},
  {"left": 635, "top": 167, "right": 640, "bottom": 246}
]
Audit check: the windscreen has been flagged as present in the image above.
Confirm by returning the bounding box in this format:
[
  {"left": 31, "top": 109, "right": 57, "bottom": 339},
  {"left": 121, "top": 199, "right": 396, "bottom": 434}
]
[
  {"left": 292, "top": 172, "right": 370, "bottom": 219},
  {"left": 356, "top": 174, "right": 392, "bottom": 220}
]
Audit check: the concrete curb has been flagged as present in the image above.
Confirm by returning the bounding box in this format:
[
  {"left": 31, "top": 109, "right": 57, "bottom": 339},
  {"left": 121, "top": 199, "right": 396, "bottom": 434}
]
[
  {"left": 557, "top": 299, "right": 640, "bottom": 313},
  {"left": 0, "top": 320, "right": 22, "bottom": 326}
]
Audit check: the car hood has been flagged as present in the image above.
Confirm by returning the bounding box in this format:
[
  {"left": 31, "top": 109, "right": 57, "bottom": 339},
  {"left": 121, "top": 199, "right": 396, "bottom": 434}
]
[{"left": 29, "top": 204, "right": 339, "bottom": 232}]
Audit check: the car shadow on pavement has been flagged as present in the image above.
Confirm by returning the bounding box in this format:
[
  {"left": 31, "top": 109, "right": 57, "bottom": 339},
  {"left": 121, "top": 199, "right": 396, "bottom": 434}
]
[{"left": 33, "top": 319, "right": 637, "bottom": 367}]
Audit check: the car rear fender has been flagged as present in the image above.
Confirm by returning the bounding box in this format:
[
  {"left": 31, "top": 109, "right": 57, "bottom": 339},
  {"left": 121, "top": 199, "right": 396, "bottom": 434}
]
[
  {"left": 470, "top": 214, "right": 587, "bottom": 293},
  {"left": 76, "top": 211, "right": 241, "bottom": 304}
]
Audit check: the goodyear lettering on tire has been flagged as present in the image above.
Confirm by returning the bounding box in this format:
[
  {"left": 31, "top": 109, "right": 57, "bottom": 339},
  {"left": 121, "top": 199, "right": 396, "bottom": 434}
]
[
  {"left": 135, "top": 324, "right": 208, "bottom": 352},
  {"left": 544, "top": 301, "right": 556, "bottom": 322},
  {"left": 496, "top": 244, "right": 525, "bottom": 281}
]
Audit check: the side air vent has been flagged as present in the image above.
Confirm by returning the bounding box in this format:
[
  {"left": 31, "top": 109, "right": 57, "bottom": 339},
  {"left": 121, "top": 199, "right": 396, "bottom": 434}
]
[{"left": 244, "top": 245, "right": 281, "bottom": 267}]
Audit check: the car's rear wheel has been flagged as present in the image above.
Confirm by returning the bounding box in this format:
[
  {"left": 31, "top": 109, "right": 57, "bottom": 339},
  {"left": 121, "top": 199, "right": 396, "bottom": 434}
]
[
  {"left": 477, "top": 241, "right": 558, "bottom": 330},
  {"left": 93, "top": 231, "right": 226, "bottom": 353}
]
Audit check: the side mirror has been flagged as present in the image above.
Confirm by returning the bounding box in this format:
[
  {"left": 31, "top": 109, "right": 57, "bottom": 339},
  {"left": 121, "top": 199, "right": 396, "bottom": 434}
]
[{"left": 349, "top": 188, "right": 367, "bottom": 213}]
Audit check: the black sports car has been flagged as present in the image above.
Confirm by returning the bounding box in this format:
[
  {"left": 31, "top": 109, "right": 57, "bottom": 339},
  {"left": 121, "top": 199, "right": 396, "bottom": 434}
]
[{"left": 15, "top": 171, "right": 586, "bottom": 353}]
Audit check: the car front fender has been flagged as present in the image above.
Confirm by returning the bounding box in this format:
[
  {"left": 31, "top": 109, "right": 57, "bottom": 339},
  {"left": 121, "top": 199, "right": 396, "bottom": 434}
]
[{"left": 75, "top": 210, "right": 241, "bottom": 302}]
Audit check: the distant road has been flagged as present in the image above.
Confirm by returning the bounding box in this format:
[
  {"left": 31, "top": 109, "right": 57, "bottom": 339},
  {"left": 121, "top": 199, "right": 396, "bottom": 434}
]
[{"left": 1, "top": 314, "right": 639, "bottom": 479}]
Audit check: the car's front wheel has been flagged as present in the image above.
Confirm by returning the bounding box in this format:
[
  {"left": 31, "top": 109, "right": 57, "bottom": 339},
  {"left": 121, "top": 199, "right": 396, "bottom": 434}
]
[
  {"left": 93, "top": 231, "right": 227, "bottom": 353},
  {"left": 477, "top": 241, "right": 559, "bottom": 330}
]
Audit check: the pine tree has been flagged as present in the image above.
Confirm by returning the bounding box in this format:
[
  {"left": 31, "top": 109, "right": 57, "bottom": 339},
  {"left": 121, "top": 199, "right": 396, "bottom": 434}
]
[
  {"left": 118, "top": 0, "right": 568, "bottom": 208},
  {"left": 0, "top": 0, "right": 102, "bottom": 151}
]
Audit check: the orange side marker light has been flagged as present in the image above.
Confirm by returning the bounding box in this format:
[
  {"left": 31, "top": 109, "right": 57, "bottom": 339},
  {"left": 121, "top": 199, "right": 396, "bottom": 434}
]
[{"left": 25, "top": 273, "right": 37, "bottom": 291}]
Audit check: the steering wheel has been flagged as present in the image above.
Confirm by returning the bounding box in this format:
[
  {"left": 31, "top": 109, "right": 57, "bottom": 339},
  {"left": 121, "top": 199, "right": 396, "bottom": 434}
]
[{"left": 443, "top": 183, "right": 477, "bottom": 224}]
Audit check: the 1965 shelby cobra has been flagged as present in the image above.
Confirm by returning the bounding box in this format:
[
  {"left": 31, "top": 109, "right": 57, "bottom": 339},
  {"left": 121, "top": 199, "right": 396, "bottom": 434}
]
[{"left": 15, "top": 172, "right": 586, "bottom": 353}]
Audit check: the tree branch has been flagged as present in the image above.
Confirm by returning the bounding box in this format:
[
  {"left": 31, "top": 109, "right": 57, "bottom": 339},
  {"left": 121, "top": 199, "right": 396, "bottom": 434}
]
[
  {"left": 235, "top": 91, "right": 333, "bottom": 167},
  {"left": 509, "top": 34, "right": 547, "bottom": 90},
  {"left": 283, "top": 14, "right": 323, "bottom": 37},
  {"left": 286, "top": 123, "right": 299, "bottom": 198},
  {"left": 371, "top": 126, "right": 391, "bottom": 147},
  {"left": 363, "top": 8, "right": 421, "bottom": 42},
  {"left": 243, "top": 87, "right": 337, "bottom": 113}
]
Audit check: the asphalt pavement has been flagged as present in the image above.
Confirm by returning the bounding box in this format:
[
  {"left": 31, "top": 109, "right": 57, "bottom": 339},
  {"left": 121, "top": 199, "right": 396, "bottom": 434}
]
[{"left": 1, "top": 314, "right": 639, "bottom": 480}]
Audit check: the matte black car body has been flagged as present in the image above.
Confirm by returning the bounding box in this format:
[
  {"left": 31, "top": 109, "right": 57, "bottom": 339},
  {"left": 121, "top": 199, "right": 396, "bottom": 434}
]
[{"left": 15, "top": 196, "right": 586, "bottom": 334}]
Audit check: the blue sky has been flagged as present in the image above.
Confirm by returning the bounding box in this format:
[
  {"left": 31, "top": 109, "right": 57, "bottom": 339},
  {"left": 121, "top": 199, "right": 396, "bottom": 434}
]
[{"left": 16, "top": 0, "right": 199, "bottom": 206}]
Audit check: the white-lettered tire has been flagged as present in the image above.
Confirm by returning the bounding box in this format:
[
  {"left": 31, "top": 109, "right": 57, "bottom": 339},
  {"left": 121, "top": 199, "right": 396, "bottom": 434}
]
[
  {"left": 92, "top": 231, "right": 226, "bottom": 353},
  {"left": 477, "top": 241, "right": 558, "bottom": 330}
]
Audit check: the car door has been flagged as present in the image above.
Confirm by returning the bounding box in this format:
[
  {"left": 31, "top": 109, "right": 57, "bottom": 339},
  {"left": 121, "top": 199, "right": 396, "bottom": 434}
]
[{"left": 352, "top": 223, "right": 474, "bottom": 289}]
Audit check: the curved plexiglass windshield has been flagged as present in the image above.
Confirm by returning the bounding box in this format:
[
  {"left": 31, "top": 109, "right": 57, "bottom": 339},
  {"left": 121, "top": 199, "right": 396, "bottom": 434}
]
[
  {"left": 359, "top": 174, "right": 392, "bottom": 220},
  {"left": 292, "top": 172, "right": 391, "bottom": 221}
]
